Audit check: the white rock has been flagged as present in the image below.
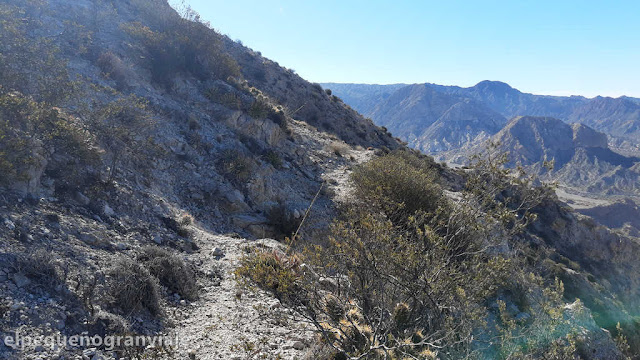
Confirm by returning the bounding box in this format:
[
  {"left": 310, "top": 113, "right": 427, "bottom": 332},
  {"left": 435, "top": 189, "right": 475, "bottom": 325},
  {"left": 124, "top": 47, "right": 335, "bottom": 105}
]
[
  {"left": 74, "top": 192, "right": 91, "bottom": 206},
  {"left": 103, "top": 203, "right": 115, "bottom": 217},
  {"left": 3, "top": 218, "right": 15, "bottom": 230}
]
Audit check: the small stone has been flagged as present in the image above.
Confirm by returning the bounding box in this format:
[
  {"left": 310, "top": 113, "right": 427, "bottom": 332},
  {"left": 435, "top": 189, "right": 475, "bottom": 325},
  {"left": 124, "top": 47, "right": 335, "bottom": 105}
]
[
  {"left": 103, "top": 203, "right": 115, "bottom": 217},
  {"left": 153, "top": 235, "right": 163, "bottom": 245},
  {"left": 12, "top": 273, "right": 31, "bottom": 288},
  {"left": 212, "top": 247, "right": 224, "bottom": 257},
  {"left": 180, "top": 300, "right": 187, "bottom": 306},
  {"left": 292, "top": 341, "right": 305, "bottom": 350},
  {"left": 4, "top": 219, "right": 15, "bottom": 230},
  {"left": 74, "top": 191, "right": 91, "bottom": 206},
  {"left": 293, "top": 209, "right": 301, "bottom": 219}
]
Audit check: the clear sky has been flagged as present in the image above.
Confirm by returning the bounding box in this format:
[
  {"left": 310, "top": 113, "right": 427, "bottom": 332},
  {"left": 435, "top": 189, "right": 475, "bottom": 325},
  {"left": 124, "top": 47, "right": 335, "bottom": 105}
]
[{"left": 180, "top": 0, "right": 640, "bottom": 98}]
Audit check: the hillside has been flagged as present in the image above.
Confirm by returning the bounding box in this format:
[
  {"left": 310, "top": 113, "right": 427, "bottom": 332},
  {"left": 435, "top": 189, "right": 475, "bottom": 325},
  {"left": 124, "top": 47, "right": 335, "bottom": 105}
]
[{"left": 2, "top": 1, "right": 640, "bottom": 360}]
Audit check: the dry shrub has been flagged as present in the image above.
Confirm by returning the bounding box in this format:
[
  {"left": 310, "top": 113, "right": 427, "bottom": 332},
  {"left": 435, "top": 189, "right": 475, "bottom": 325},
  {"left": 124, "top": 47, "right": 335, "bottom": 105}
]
[
  {"left": 138, "top": 247, "right": 198, "bottom": 301},
  {"left": 235, "top": 249, "right": 300, "bottom": 303},
  {"left": 106, "top": 257, "right": 161, "bottom": 316},
  {"left": 16, "top": 249, "right": 66, "bottom": 288},
  {"left": 96, "top": 51, "right": 129, "bottom": 89},
  {"left": 325, "top": 141, "right": 350, "bottom": 157}
]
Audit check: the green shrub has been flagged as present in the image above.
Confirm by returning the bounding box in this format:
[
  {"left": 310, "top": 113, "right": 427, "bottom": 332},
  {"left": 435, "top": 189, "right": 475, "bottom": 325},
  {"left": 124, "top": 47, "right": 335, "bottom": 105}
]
[
  {"left": 350, "top": 149, "right": 442, "bottom": 223},
  {"left": 138, "top": 247, "right": 198, "bottom": 301},
  {"left": 106, "top": 257, "right": 161, "bottom": 316},
  {"left": 235, "top": 249, "right": 300, "bottom": 303}
]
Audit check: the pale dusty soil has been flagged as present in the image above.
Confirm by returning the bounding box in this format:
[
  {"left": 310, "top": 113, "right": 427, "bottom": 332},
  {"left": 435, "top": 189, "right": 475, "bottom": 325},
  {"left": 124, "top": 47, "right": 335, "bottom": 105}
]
[{"left": 172, "top": 232, "right": 314, "bottom": 360}]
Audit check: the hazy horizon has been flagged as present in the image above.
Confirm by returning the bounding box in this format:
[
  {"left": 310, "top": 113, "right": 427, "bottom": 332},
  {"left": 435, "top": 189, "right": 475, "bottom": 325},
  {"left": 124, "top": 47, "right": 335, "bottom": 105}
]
[{"left": 181, "top": 0, "right": 640, "bottom": 98}]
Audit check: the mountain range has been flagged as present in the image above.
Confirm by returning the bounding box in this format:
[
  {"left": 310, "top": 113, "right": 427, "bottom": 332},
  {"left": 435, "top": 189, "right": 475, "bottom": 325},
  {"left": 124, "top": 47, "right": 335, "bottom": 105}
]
[
  {"left": 451, "top": 116, "right": 640, "bottom": 196},
  {"left": 324, "top": 81, "right": 640, "bottom": 154},
  {"left": 325, "top": 81, "right": 640, "bottom": 197}
]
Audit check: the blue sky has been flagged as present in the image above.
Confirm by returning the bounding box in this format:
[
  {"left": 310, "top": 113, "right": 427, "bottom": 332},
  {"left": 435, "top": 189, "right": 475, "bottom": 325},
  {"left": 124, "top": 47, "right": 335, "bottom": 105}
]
[{"left": 180, "top": 0, "right": 640, "bottom": 98}]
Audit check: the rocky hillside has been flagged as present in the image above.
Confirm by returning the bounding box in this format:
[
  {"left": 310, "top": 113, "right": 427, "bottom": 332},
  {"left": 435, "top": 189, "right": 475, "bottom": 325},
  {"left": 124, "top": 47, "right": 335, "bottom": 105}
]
[
  {"left": 0, "top": 0, "right": 398, "bottom": 358},
  {"left": 2, "top": 1, "right": 640, "bottom": 359}
]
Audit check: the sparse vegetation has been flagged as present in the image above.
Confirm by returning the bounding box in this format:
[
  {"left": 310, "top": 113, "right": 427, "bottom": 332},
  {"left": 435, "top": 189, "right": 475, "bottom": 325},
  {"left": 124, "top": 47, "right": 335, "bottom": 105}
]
[
  {"left": 218, "top": 149, "right": 254, "bottom": 185},
  {"left": 106, "top": 257, "right": 161, "bottom": 316},
  {"left": 89, "top": 94, "right": 155, "bottom": 182},
  {"left": 121, "top": 4, "right": 240, "bottom": 88},
  {"left": 139, "top": 247, "right": 198, "bottom": 301}
]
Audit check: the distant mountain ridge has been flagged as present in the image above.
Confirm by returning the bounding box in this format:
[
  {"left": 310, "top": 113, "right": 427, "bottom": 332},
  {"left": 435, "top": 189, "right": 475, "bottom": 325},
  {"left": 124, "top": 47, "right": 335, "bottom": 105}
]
[
  {"left": 323, "top": 81, "right": 640, "bottom": 146},
  {"left": 450, "top": 116, "right": 640, "bottom": 196}
]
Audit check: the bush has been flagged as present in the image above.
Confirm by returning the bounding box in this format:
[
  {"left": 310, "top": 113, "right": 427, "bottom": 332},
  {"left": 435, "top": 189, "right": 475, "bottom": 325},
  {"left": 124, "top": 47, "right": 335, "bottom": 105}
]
[
  {"left": 263, "top": 150, "right": 282, "bottom": 168},
  {"left": 121, "top": 14, "right": 240, "bottom": 88},
  {"left": 235, "top": 249, "right": 300, "bottom": 303},
  {"left": 96, "top": 51, "right": 129, "bottom": 90},
  {"left": 16, "top": 249, "right": 66, "bottom": 288},
  {"left": 106, "top": 257, "right": 161, "bottom": 316},
  {"left": 0, "top": 93, "right": 99, "bottom": 189},
  {"left": 89, "top": 95, "right": 154, "bottom": 182},
  {"left": 350, "top": 149, "right": 442, "bottom": 224},
  {"left": 138, "top": 247, "right": 198, "bottom": 301},
  {"left": 218, "top": 149, "right": 254, "bottom": 185},
  {"left": 325, "top": 141, "right": 350, "bottom": 157}
]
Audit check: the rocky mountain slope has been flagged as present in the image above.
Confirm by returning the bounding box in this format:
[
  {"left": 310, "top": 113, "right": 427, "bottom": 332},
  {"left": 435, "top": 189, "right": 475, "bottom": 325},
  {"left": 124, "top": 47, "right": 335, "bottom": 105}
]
[
  {"left": 324, "top": 81, "right": 640, "bottom": 152},
  {"left": 443, "top": 116, "right": 640, "bottom": 197},
  {"left": 0, "top": 0, "right": 397, "bottom": 358},
  {"left": 1, "top": 1, "right": 640, "bottom": 359},
  {"left": 339, "top": 83, "right": 507, "bottom": 153}
]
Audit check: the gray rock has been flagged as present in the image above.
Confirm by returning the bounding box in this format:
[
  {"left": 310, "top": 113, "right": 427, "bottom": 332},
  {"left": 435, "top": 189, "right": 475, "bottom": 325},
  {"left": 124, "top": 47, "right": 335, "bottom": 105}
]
[
  {"left": 212, "top": 247, "right": 224, "bottom": 257},
  {"left": 74, "top": 191, "right": 91, "bottom": 206},
  {"left": 153, "top": 235, "right": 164, "bottom": 245},
  {"left": 12, "top": 273, "right": 31, "bottom": 288},
  {"left": 103, "top": 203, "right": 115, "bottom": 217},
  {"left": 292, "top": 341, "right": 305, "bottom": 350},
  {"left": 4, "top": 218, "right": 15, "bottom": 230}
]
